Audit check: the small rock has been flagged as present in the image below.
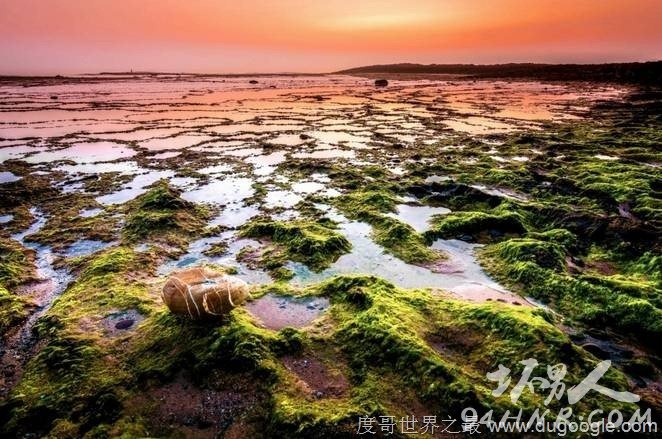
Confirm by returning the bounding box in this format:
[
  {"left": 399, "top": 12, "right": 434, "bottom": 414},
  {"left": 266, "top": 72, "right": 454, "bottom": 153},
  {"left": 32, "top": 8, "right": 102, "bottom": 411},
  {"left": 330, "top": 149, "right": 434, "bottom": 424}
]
[
  {"left": 115, "top": 319, "right": 134, "bottom": 330},
  {"left": 162, "top": 267, "right": 250, "bottom": 319},
  {"left": 374, "top": 79, "right": 388, "bottom": 87},
  {"left": 249, "top": 80, "right": 258, "bottom": 84}
]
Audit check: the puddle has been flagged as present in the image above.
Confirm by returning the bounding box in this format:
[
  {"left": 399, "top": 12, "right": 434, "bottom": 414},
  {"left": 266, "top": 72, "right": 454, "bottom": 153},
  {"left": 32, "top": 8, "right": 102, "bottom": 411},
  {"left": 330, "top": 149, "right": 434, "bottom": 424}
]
[
  {"left": 269, "top": 133, "right": 307, "bottom": 146},
  {"left": 182, "top": 177, "right": 254, "bottom": 205},
  {"left": 151, "top": 151, "right": 182, "bottom": 160},
  {"left": 22, "top": 141, "right": 136, "bottom": 164},
  {"left": 282, "top": 355, "right": 348, "bottom": 398},
  {"left": 198, "top": 164, "right": 233, "bottom": 175},
  {"left": 289, "top": 209, "right": 514, "bottom": 301},
  {"left": 62, "top": 239, "right": 114, "bottom": 258},
  {"left": 291, "top": 181, "right": 326, "bottom": 194},
  {"left": 2, "top": 209, "right": 73, "bottom": 398},
  {"left": 246, "top": 294, "right": 330, "bottom": 330},
  {"left": 0, "top": 171, "right": 22, "bottom": 183},
  {"left": 139, "top": 134, "right": 214, "bottom": 150},
  {"left": 210, "top": 204, "right": 261, "bottom": 228},
  {"left": 424, "top": 175, "right": 452, "bottom": 184},
  {"left": 79, "top": 208, "right": 103, "bottom": 218},
  {"left": 308, "top": 130, "right": 370, "bottom": 149},
  {"left": 0, "top": 214, "right": 14, "bottom": 224},
  {"left": 158, "top": 232, "right": 271, "bottom": 285},
  {"left": 96, "top": 170, "right": 175, "bottom": 205},
  {"left": 385, "top": 204, "right": 451, "bottom": 232},
  {"left": 264, "top": 190, "right": 303, "bottom": 209},
  {"left": 246, "top": 151, "right": 288, "bottom": 167},
  {"left": 450, "top": 283, "right": 527, "bottom": 305},
  {"left": 470, "top": 184, "right": 529, "bottom": 202},
  {"left": 100, "top": 309, "right": 145, "bottom": 337},
  {"left": 56, "top": 161, "right": 142, "bottom": 175},
  {"left": 292, "top": 148, "right": 355, "bottom": 159}
]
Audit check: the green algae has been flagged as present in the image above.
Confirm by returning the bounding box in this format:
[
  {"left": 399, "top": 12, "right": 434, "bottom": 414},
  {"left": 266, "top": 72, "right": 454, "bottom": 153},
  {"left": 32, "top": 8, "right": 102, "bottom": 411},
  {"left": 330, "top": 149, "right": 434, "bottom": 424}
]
[
  {"left": 0, "top": 237, "right": 36, "bottom": 288},
  {"left": 240, "top": 219, "right": 351, "bottom": 271},
  {"left": 483, "top": 237, "right": 568, "bottom": 271},
  {"left": 1, "top": 267, "right": 641, "bottom": 437},
  {"left": 0, "top": 238, "right": 36, "bottom": 334},
  {"left": 264, "top": 275, "right": 637, "bottom": 436},
  {"left": 425, "top": 209, "right": 526, "bottom": 243},
  {"left": 123, "top": 181, "right": 210, "bottom": 247},
  {"left": 480, "top": 238, "right": 662, "bottom": 342},
  {"left": 0, "top": 246, "right": 155, "bottom": 435},
  {"left": 0, "top": 285, "right": 32, "bottom": 334}
]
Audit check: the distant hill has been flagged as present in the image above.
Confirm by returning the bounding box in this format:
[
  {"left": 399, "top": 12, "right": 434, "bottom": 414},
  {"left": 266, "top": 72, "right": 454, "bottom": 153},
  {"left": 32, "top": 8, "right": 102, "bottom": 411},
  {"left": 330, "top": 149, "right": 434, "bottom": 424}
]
[{"left": 337, "top": 62, "right": 662, "bottom": 84}]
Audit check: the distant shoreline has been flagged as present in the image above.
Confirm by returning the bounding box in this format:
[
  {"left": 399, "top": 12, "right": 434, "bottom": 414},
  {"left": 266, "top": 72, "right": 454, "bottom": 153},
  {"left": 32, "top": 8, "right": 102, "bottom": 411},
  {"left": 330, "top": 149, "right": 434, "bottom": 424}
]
[
  {"left": 337, "top": 61, "right": 662, "bottom": 85},
  {"left": 1, "top": 61, "right": 660, "bottom": 85}
]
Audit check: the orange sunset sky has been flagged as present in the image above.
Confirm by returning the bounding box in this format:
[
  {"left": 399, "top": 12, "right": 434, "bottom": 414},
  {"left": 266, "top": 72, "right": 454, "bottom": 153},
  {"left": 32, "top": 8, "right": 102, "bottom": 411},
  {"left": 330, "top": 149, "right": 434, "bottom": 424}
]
[{"left": 1, "top": 0, "right": 660, "bottom": 74}]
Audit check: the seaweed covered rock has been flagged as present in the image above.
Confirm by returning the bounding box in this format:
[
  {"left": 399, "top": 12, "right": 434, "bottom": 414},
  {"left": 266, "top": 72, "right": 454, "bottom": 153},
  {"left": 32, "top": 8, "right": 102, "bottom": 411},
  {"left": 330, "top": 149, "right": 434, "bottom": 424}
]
[
  {"left": 162, "top": 267, "right": 250, "bottom": 319},
  {"left": 0, "top": 285, "right": 33, "bottom": 335},
  {"left": 424, "top": 210, "right": 526, "bottom": 243},
  {"left": 240, "top": 219, "right": 351, "bottom": 271},
  {"left": 123, "top": 181, "right": 209, "bottom": 244},
  {"left": 483, "top": 237, "right": 568, "bottom": 271},
  {"left": 408, "top": 182, "right": 503, "bottom": 208}
]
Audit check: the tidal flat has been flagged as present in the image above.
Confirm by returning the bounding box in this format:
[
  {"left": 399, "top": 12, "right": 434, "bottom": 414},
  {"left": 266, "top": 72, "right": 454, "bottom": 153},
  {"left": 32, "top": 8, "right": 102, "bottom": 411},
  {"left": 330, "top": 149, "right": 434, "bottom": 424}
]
[{"left": 0, "top": 74, "right": 660, "bottom": 437}]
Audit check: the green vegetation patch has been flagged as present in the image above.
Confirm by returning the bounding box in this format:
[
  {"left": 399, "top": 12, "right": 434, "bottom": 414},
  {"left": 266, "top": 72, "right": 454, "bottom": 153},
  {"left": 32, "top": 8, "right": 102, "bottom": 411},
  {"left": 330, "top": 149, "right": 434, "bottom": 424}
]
[
  {"left": 425, "top": 208, "right": 526, "bottom": 243},
  {"left": 0, "top": 238, "right": 37, "bottom": 335},
  {"left": 123, "top": 181, "right": 210, "bottom": 246},
  {"left": 0, "top": 285, "right": 33, "bottom": 335},
  {"left": 0, "top": 237, "right": 36, "bottom": 288},
  {"left": 240, "top": 218, "right": 351, "bottom": 271},
  {"left": 480, "top": 239, "right": 662, "bottom": 343}
]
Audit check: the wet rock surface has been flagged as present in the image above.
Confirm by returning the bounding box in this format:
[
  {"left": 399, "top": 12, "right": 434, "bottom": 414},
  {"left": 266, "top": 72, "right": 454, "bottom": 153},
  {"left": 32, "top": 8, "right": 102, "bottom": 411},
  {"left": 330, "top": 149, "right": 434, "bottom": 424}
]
[
  {"left": 281, "top": 355, "right": 349, "bottom": 398},
  {"left": 245, "top": 294, "right": 329, "bottom": 330}
]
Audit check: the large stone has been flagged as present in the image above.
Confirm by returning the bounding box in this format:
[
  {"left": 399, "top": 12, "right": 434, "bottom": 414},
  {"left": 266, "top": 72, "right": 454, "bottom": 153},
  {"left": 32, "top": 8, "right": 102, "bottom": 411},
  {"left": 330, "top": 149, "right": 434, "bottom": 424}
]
[{"left": 162, "top": 267, "right": 250, "bottom": 319}]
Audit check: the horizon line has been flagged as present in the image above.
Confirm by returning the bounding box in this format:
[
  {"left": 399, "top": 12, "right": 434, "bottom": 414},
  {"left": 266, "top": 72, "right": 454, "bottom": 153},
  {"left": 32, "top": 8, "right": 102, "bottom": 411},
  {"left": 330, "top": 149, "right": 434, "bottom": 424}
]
[{"left": 1, "top": 60, "right": 660, "bottom": 78}]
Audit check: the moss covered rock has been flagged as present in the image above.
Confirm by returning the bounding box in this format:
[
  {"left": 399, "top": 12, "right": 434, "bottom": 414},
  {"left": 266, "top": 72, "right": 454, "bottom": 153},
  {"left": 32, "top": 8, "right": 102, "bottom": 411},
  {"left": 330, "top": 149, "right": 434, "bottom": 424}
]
[{"left": 240, "top": 219, "right": 351, "bottom": 271}]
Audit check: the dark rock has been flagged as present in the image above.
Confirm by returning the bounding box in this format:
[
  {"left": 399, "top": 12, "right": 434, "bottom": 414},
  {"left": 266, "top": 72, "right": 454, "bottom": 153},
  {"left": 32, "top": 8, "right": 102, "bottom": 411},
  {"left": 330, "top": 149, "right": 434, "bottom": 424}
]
[
  {"left": 581, "top": 343, "right": 610, "bottom": 359},
  {"left": 249, "top": 80, "right": 258, "bottom": 84},
  {"left": 488, "top": 229, "right": 504, "bottom": 238},
  {"left": 374, "top": 79, "right": 388, "bottom": 87},
  {"left": 623, "top": 358, "right": 656, "bottom": 378},
  {"left": 114, "top": 319, "right": 134, "bottom": 330}
]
